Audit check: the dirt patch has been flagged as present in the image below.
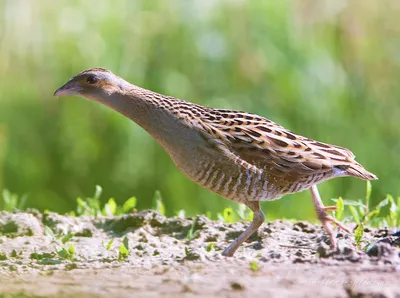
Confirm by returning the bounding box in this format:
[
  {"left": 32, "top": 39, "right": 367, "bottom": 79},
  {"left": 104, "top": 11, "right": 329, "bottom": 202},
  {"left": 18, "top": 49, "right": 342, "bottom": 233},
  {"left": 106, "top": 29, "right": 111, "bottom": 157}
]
[{"left": 0, "top": 210, "right": 399, "bottom": 297}]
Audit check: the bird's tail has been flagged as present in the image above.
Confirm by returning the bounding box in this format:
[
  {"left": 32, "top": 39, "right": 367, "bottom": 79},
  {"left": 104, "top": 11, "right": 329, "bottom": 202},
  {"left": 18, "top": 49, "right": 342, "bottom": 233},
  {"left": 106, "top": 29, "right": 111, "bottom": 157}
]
[{"left": 344, "top": 162, "right": 377, "bottom": 180}]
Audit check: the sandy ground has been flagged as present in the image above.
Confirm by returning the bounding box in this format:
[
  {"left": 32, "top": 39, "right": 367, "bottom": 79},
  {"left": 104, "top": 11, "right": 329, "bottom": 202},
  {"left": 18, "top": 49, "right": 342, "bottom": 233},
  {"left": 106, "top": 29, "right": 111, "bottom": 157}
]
[{"left": 0, "top": 210, "right": 399, "bottom": 298}]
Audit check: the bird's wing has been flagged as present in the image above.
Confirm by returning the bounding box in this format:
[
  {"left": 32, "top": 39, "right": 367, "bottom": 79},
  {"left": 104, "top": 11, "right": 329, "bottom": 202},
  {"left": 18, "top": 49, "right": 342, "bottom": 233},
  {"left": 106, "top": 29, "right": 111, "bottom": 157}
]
[{"left": 195, "top": 109, "right": 356, "bottom": 181}]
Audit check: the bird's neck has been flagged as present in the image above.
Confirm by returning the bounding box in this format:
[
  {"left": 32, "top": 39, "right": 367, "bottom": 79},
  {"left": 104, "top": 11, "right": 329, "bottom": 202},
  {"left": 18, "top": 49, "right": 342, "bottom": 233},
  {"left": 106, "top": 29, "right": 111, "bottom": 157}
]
[
  {"left": 94, "top": 86, "right": 164, "bottom": 131},
  {"left": 89, "top": 84, "right": 200, "bottom": 154}
]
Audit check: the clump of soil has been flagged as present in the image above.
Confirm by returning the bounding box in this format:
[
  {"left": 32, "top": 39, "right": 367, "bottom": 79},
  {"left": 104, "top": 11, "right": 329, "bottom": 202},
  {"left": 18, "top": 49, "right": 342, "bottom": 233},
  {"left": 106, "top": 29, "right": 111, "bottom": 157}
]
[{"left": 0, "top": 210, "right": 399, "bottom": 298}]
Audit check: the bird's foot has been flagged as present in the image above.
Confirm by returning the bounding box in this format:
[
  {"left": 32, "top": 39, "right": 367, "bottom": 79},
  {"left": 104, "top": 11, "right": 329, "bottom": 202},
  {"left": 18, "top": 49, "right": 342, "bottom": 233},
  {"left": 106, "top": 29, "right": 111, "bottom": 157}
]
[
  {"left": 222, "top": 245, "right": 235, "bottom": 257},
  {"left": 310, "top": 186, "right": 351, "bottom": 250},
  {"left": 317, "top": 211, "right": 352, "bottom": 250}
]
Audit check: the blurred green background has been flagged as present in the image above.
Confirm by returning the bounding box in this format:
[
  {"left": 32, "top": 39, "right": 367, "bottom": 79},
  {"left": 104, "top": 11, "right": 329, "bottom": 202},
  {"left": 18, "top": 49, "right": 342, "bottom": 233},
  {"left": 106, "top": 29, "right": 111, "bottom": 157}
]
[{"left": 0, "top": 0, "right": 398, "bottom": 220}]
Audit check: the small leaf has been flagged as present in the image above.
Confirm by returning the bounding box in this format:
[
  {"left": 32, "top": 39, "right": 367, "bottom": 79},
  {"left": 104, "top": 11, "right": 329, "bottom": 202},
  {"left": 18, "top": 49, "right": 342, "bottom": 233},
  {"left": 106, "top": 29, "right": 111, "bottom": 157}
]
[
  {"left": 17, "top": 194, "right": 28, "bottom": 210},
  {"left": 103, "top": 198, "right": 117, "bottom": 216},
  {"left": 68, "top": 244, "right": 75, "bottom": 258},
  {"left": 76, "top": 197, "right": 87, "bottom": 216},
  {"left": 187, "top": 216, "right": 199, "bottom": 240},
  {"left": 105, "top": 239, "right": 114, "bottom": 250},
  {"left": 176, "top": 209, "right": 185, "bottom": 218},
  {"left": 375, "top": 198, "right": 389, "bottom": 210},
  {"left": 349, "top": 205, "right": 360, "bottom": 224},
  {"left": 249, "top": 261, "right": 260, "bottom": 272},
  {"left": 56, "top": 247, "right": 69, "bottom": 259},
  {"left": 335, "top": 197, "right": 344, "bottom": 221},
  {"left": 122, "top": 197, "right": 137, "bottom": 214},
  {"left": 205, "top": 243, "right": 214, "bottom": 252},
  {"left": 93, "top": 185, "right": 103, "bottom": 201},
  {"left": 340, "top": 199, "right": 365, "bottom": 207},
  {"left": 122, "top": 236, "right": 129, "bottom": 251},
  {"left": 153, "top": 191, "right": 165, "bottom": 215},
  {"left": 61, "top": 233, "right": 73, "bottom": 244},
  {"left": 118, "top": 242, "right": 129, "bottom": 262},
  {"left": 354, "top": 223, "right": 364, "bottom": 249},
  {"left": 366, "top": 209, "right": 380, "bottom": 220},
  {"left": 44, "top": 226, "right": 55, "bottom": 239}
]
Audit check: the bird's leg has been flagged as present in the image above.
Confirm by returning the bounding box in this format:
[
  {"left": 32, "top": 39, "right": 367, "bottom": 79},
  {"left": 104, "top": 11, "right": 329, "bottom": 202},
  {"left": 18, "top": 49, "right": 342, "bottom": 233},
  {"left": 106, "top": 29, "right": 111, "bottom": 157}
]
[
  {"left": 222, "top": 201, "right": 265, "bottom": 257},
  {"left": 310, "top": 185, "right": 351, "bottom": 249}
]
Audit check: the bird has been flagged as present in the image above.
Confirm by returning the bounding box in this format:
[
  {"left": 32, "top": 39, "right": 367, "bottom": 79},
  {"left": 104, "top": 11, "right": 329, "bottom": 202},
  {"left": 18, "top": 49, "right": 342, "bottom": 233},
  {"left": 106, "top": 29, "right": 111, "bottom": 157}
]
[{"left": 54, "top": 68, "right": 377, "bottom": 257}]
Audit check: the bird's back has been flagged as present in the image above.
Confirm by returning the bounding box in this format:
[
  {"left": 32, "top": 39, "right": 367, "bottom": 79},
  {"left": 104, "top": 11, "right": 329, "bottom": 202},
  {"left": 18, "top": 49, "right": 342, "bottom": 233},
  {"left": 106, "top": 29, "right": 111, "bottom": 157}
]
[
  {"left": 151, "top": 99, "right": 376, "bottom": 201},
  {"left": 121, "top": 85, "right": 377, "bottom": 202}
]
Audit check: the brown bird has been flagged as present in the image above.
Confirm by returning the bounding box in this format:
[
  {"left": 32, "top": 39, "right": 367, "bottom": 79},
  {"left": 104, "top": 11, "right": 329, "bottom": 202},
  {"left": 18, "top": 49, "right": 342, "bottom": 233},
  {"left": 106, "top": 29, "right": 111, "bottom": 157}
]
[{"left": 54, "top": 68, "right": 377, "bottom": 257}]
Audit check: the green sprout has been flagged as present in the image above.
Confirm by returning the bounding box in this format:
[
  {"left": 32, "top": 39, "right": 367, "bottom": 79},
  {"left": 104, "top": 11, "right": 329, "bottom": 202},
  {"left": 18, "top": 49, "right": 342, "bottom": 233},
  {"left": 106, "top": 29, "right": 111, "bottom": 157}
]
[
  {"left": 1, "top": 189, "right": 27, "bottom": 211},
  {"left": 249, "top": 261, "right": 260, "bottom": 272},
  {"left": 187, "top": 216, "right": 200, "bottom": 240},
  {"left": 153, "top": 190, "right": 165, "bottom": 216},
  {"left": 118, "top": 237, "right": 130, "bottom": 262},
  {"left": 56, "top": 244, "right": 76, "bottom": 261}
]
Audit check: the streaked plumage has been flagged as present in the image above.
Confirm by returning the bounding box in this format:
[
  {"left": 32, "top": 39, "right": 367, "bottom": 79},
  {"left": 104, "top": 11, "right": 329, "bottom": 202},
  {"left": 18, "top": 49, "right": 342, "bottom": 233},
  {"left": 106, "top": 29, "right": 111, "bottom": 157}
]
[{"left": 54, "top": 68, "right": 377, "bottom": 256}]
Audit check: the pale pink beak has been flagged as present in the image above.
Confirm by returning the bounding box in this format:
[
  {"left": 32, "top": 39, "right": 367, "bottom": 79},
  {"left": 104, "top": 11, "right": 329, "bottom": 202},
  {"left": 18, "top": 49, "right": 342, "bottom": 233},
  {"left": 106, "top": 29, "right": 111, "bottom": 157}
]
[{"left": 54, "top": 82, "right": 83, "bottom": 97}]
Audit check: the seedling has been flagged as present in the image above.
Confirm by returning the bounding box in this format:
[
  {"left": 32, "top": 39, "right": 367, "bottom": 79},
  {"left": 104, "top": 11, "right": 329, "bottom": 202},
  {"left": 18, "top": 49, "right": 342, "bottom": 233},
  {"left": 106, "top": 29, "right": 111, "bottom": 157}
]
[
  {"left": 354, "top": 223, "right": 364, "bottom": 249},
  {"left": 334, "top": 197, "right": 344, "bottom": 221},
  {"left": 332, "top": 181, "right": 399, "bottom": 228},
  {"left": 102, "top": 239, "right": 114, "bottom": 251},
  {"left": 56, "top": 244, "right": 76, "bottom": 260},
  {"left": 1, "top": 189, "right": 27, "bottom": 211},
  {"left": 44, "top": 225, "right": 73, "bottom": 244},
  {"left": 187, "top": 216, "right": 200, "bottom": 241},
  {"left": 61, "top": 233, "right": 74, "bottom": 244},
  {"left": 75, "top": 185, "right": 138, "bottom": 217},
  {"left": 205, "top": 243, "right": 214, "bottom": 252},
  {"left": 249, "top": 261, "right": 260, "bottom": 272},
  {"left": 176, "top": 209, "right": 186, "bottom": 218},
  {"left": 102, "top": 198, "right": 117, "bottom": 216},
  {"left": 120, "top": 197, "right": 137, "bottom": 214},
  {"left": 153, "top": 190, "right": 165, "bottom": 215},
  {"left": 331, "top": 181, "right": 400, "bottom": 248},
  {"left": 76, "top": 185, "right": 103, "bottom": 216},
  {"left": 118, "top": 237, "right": 130, "bottom": 262}
]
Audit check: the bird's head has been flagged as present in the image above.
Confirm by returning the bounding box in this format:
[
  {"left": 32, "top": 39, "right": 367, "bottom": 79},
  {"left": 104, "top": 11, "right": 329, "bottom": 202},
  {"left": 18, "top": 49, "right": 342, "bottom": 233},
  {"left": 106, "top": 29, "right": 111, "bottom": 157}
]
[{"left": 54, "top": 68, "right": 127, "bottom": 99}]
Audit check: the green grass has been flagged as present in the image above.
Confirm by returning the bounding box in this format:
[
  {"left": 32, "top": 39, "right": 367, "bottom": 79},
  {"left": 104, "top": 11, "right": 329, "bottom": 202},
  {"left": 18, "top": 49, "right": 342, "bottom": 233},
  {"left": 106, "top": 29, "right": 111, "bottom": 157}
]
[
  {"left": 118, "top": 237, "right": 130, "bottom": 262},
  {"left": 0, "top": 0, "right": 399, "bottom": 220},
  {"left": 332, "top": 181, "right": 399, "bottom": 229}
]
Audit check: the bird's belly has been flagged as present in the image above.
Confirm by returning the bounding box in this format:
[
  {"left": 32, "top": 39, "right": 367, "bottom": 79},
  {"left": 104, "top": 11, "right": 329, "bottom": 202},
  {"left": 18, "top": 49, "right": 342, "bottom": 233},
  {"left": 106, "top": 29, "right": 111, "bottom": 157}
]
[{"left": 171, "top": 149, "right": 282, "bottom": 203}]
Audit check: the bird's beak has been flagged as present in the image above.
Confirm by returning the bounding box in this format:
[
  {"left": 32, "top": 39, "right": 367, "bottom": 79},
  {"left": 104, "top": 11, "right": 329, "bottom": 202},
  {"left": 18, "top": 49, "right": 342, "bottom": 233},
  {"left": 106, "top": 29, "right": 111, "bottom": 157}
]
[{"left": 53, "top": 82, "right": 83, "bottom": 98}]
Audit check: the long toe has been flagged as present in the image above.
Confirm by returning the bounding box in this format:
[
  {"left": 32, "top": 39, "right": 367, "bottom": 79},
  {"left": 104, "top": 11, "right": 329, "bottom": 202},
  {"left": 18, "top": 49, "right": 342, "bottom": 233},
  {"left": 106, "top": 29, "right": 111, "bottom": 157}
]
[
  {"left": 323, "top": 215, "right": 352, "bottom": 234},
  {"left": 319, "top": 214, "right": 352, "bottom": 249}
]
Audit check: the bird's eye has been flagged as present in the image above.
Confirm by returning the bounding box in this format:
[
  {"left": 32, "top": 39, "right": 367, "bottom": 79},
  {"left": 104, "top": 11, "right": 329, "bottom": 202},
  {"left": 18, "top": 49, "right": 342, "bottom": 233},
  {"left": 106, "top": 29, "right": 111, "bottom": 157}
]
[{"left": 86, "top": 75, "right": 98, "bottom": 84}]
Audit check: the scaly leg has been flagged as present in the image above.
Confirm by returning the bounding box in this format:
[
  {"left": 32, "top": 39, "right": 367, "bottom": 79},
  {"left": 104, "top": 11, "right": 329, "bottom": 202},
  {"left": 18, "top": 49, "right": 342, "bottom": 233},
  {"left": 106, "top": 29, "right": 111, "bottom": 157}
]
[
  {"left": 310, "top": 185, "right": 351, "bottom": 249},
  {"left": 222, "top": 201, "right": 265, "bottom": 257}
]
